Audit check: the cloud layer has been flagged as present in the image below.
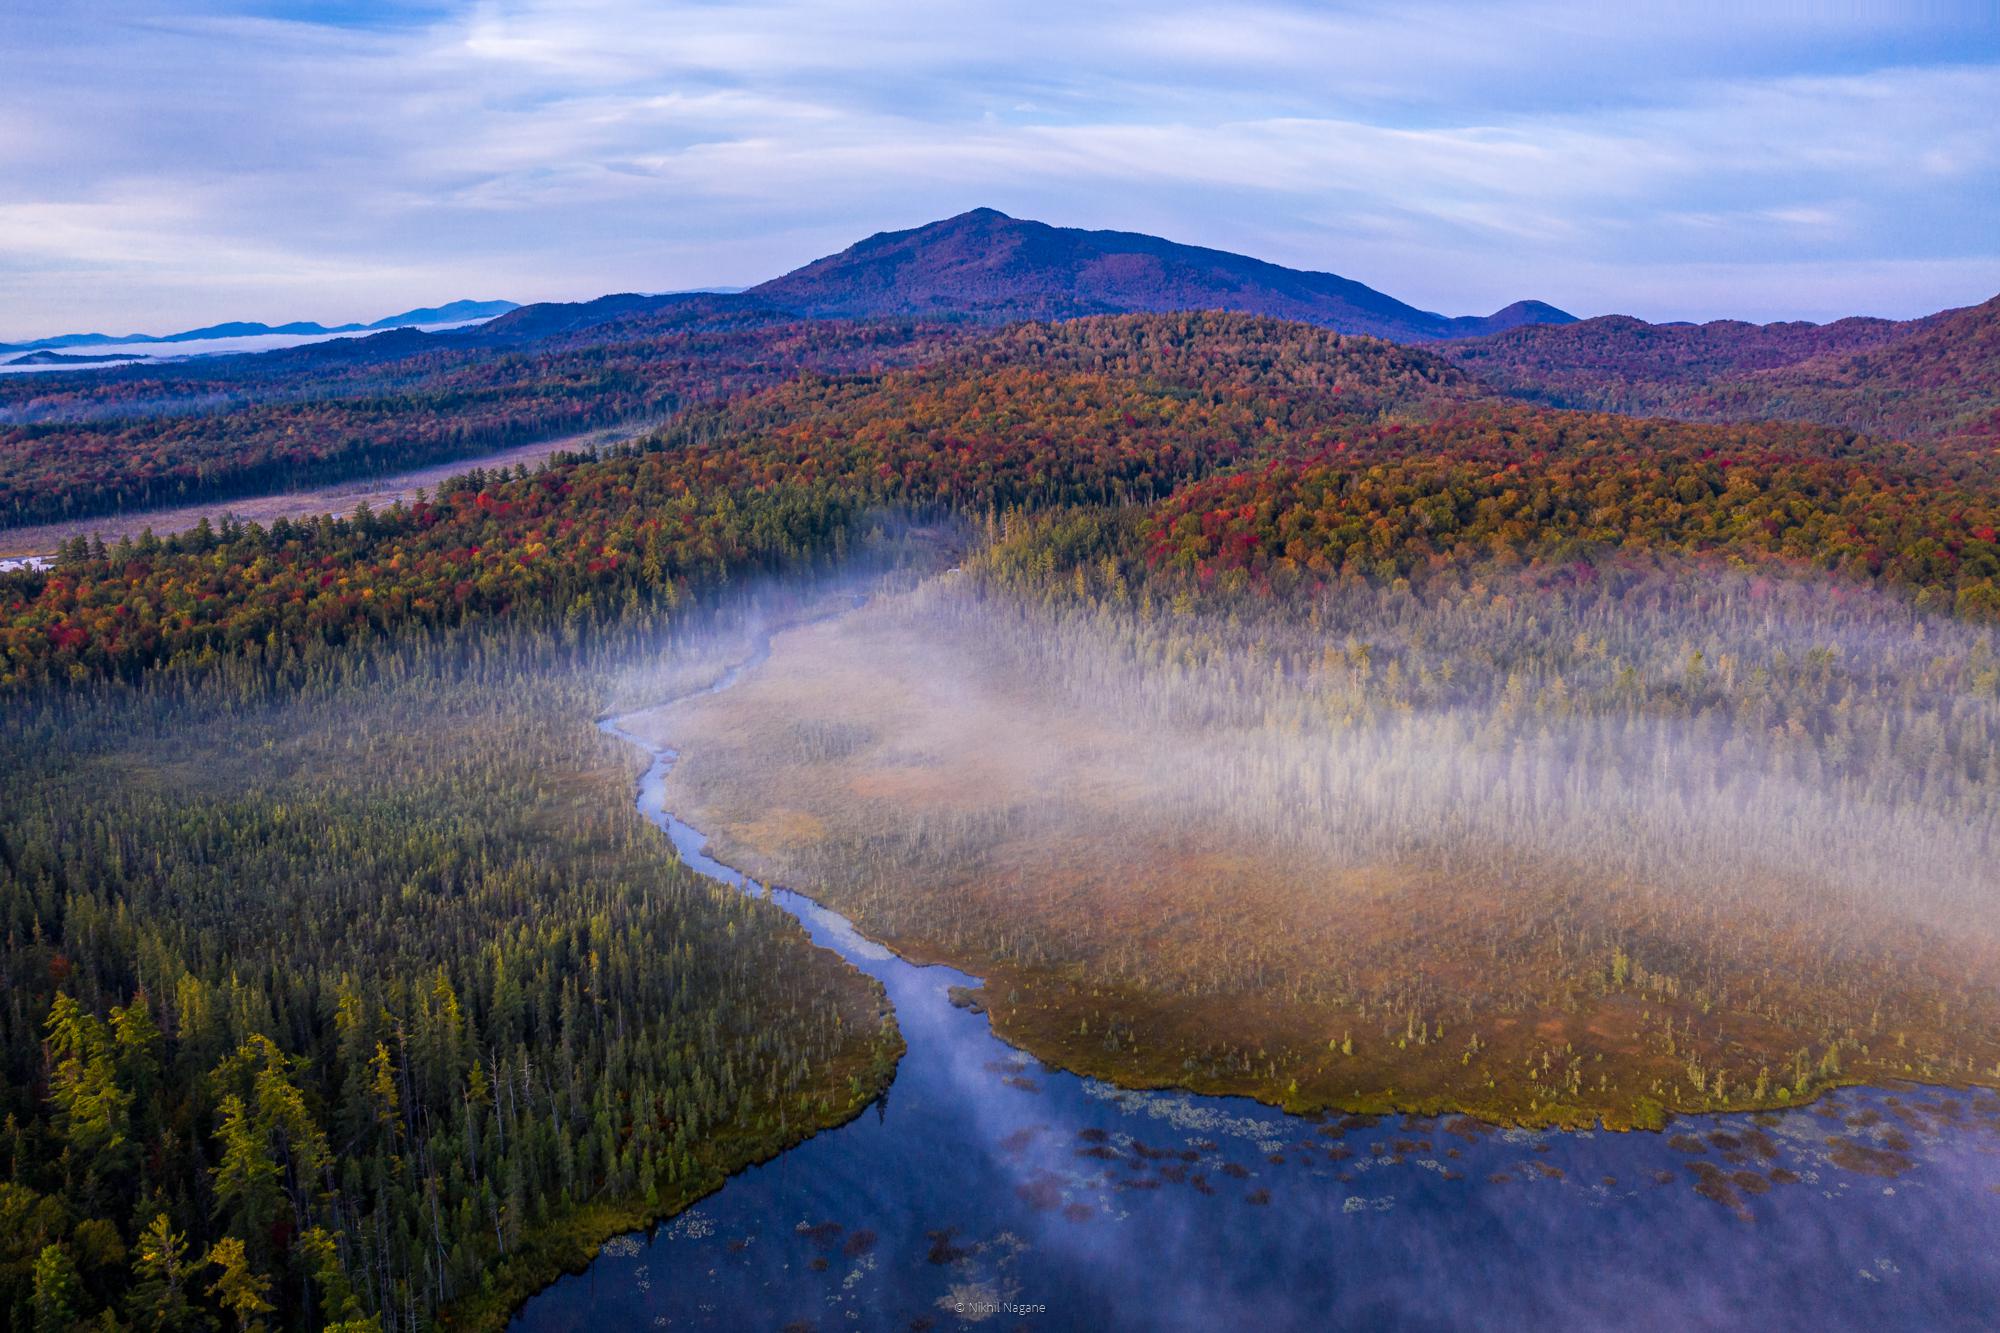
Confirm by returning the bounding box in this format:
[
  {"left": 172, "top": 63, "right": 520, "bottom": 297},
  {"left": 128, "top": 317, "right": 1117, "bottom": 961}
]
[{"left": 5, "top": 0, "right": 1997, "bottom": 337}]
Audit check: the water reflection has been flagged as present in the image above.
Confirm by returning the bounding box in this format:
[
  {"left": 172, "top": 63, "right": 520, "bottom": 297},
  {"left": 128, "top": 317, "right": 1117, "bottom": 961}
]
[{"left": 514, "top": 654, "right": 2000, "bottom": 1332}]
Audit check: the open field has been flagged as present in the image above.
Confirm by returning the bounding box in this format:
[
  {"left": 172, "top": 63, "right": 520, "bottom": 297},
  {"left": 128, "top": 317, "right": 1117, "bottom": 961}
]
[
  {"left": 638, "top": 566, "right": 2000, "bottom": 1129},
  {"left": 0, "top": 418, "right": 658, "bottom": 557}
]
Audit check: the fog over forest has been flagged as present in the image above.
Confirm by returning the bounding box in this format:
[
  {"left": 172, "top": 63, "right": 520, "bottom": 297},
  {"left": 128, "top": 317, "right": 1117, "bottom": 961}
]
[
  {"left": 641, "top": 545, "right": 2000, "bottom": 1122},
  {"left": 672, "top": 557, "right": 1998, "bottom": 931},
  {"left": 941, "top": 572, "right": 1997, "bottom": 926}
]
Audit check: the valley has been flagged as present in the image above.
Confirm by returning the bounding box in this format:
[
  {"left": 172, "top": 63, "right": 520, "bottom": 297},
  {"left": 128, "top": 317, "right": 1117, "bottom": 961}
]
[
  {"left": 3, "top": 212, "right": 1996, "bottom": 1331},
  {"left": 517, "top": 564, "right": 2000, "bottom": 1333}
]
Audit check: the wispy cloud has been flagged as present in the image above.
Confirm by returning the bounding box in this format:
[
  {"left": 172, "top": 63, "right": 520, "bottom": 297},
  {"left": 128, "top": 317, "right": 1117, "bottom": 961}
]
[{"left": 2, "top": 0, "right": 1995, "bottom": 337}]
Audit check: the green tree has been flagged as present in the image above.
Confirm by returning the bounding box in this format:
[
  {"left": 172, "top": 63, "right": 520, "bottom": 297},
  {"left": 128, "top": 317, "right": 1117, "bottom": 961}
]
[
  {"left": 203, "top": 1238, "right": 272, "bottom": 1333},
  {"left": 127, "top": 1214, "right": 196, "bottom": 1333},
  {"left": 295, "top": 1226, "right": 371, "bottom": 1329},
  {"left": 112, "top": 998, "right": 165, "bottom": 1118},
  {"left": 209, "top": 1097, "right": 280, "bottom": 1248},
  {"left": 44, "top": 996, "right": 134, "bottom": 1188},
  {"left": 32, "top": 1244, "right": 81, "bottom": 1333},
  {"left": 229, "top": 1036, "right": 331, "bottom": 1212},
  {"left": 367, "top": 1043, "right": 402, "bottom": 1140}
]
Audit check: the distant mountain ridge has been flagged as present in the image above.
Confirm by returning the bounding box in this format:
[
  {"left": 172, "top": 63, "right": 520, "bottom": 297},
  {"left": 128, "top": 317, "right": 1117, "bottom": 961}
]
[
  {"left": 474, "top": 292, "right": 736, "bottom": 343},
  {"left": 1438, "top": 311, "right": 1934, "bottom": 394},
  {"left": 14, "top": 211, "right": 1568, "bottom": 362},
  {"left": 0, "top": 298, "right": 519, "bottom": 354},
  {"left": 23, "top": 206, "right": 1991, "bottom": 456},
  {"left": 744, "top": 208, "right": 1575, "bottom": 341},
  {"left": 1438, "top": 294, "right": 2000, "bottom": 442}
]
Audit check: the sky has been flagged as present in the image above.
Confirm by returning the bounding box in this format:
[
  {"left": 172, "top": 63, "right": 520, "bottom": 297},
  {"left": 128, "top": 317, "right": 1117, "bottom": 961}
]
[{"left": 4, "top": 0, "right": 1999, "bottom": 340}]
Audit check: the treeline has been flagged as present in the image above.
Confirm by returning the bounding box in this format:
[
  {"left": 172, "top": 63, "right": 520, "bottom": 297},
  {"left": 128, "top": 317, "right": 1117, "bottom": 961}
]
[
  {"left": 0, "top": 588, "right": 902, "bottom": 1332},
  {"left": 931, "top": 530, "right": 2000, "bottom": 1118},
  {"left": 0, "top": 311, "right": 954, "bottom": 527}
]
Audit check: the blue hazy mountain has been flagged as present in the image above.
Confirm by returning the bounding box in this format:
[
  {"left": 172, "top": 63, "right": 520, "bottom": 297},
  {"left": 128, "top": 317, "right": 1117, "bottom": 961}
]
[{"left": 0, "top": 299, "right": 519, "bottom": 354}]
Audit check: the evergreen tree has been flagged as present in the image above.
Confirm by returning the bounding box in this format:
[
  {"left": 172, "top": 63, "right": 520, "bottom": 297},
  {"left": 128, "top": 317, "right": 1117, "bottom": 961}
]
[
  {"left": 32, "top": 1244, "right": 81, "bottom": 1333},
  {"left": 126, "top": 1214, "right": 197, "bottom": 1333}
]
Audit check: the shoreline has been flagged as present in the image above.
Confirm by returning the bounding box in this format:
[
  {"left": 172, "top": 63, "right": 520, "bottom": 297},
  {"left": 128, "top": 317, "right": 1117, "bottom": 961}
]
[
  {"left": 494, "top": 582, "right": 2000, "bottom": 1325},
  {"left": 488, "top": 596, "right": 2000, "bottom": 1320},
  {"left": 677, "top": 808, "right": 2000, "bottom": 1135},
  {"left": 446, "top": 704, "right": 902, "bottom": 1332}
]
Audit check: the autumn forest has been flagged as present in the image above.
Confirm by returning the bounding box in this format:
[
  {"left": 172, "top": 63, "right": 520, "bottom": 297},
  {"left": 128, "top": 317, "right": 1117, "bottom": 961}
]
[{"left": 4, "top": 239, "right": 1999, "bottom": 1331}]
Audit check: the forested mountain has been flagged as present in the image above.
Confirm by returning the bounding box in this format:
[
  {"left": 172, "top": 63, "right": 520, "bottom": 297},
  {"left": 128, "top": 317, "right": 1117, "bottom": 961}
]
[
  {"left": 1441, "top": 294, "right": 2000, "bottom": 442},
  {"left": 18, "top": 211, "right": 1997, "bottom": 548},
  {"left": 749, "top": 208, "right": 1574, "bottom": 338},
  {"left": 1694, "top": 293, "right": 2000, "bottom": 442},
  {"left": 0, "top": 209, "right": 1569, "bottom": 534}
]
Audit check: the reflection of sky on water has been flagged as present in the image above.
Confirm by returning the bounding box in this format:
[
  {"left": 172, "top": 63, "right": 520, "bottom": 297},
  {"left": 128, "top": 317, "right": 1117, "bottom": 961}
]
[{"left": 516, "top": 710, "right": 2000, "bottom": 1331}]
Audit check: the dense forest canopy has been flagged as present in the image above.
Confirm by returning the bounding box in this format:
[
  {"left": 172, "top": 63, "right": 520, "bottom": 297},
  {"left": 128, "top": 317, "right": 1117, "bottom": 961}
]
[
  {"left": 0, "top": 310, "right": 960, "bottom": 528},
  {"left": 6, "top": 313, "right": 1998, "bottom": 689},
  {"left": 4, "top": 307, "right": 1997, "bottom": 1329},
  {"left": 0, "top": 574, "right": 903, "bottom": 1332}
]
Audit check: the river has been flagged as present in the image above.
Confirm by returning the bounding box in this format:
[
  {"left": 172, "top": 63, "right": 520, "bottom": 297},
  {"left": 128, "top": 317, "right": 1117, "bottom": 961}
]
[{"left": 512, "top": 602, "right": 2000, "bottom": 1332}]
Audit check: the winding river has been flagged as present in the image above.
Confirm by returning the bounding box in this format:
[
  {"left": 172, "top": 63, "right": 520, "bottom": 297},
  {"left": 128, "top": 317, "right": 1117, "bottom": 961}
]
[{"left": 514, "top": 602, "right": 2000, "bottom": 1332}]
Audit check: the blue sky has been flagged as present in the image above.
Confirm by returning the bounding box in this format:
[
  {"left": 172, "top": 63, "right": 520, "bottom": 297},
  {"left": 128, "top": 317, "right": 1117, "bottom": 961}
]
[{"left": 4, "top": 0, "right": 1998, "bottom": 339}]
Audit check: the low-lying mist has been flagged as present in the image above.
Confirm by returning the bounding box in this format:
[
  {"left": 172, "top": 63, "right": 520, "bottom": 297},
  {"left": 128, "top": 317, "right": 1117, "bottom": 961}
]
[
  {"left": 638, "top": 553, "right": 2000, "bottom": 1121},
  {"left": 948, "top": 571, "right": 1998, "bottom": 931}
]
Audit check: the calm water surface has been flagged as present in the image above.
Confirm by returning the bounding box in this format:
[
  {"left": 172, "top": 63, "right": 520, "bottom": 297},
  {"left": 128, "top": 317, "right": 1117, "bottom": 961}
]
[{"left": 514, "top": 621, "right": 2000, "bottom": 1333}]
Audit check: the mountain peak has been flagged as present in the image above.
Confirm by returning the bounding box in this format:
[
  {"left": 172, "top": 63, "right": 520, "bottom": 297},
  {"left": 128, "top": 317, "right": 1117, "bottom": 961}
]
[
  {"left": 751, "top": 211, "right": 1568, "bottom": 340},
  {"left": 1455, "top": 300, "right": 1580, "bottom": 337}
]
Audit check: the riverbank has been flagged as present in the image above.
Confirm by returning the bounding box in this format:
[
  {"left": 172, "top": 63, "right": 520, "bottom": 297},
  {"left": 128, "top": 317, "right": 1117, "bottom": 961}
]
[
  {"left": 448, "top": 1008, "right": 901, "bottom": 1333},
  {"left": 511, "top": 597, "right": 2000, "bottom": 1331},
  {"left": 438, "top": 664, "right": 902, "bottom": 1329}
]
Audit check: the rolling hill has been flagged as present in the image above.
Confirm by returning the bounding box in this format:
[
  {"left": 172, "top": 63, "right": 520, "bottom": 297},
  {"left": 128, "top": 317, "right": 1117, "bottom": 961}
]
[{"left": 1440, "top": 294, "right": 2000, "bottom": 441}]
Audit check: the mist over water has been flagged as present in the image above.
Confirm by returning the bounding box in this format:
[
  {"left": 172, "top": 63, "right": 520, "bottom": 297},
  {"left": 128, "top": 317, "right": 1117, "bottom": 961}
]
[
  {"left": 0, "top": 320, "right": 493, "bottom": 381},
  {"left": 645, "top": 555, "right": 1999, "bottom": 1111},
  {"left": 514, "top": 557, "right": 2000, "bottom": 1331}
]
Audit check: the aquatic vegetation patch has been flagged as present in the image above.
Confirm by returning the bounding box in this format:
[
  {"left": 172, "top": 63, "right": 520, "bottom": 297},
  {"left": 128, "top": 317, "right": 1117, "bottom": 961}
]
[{"left": 1826, "top": 1139, "right": 1915, "bottom": 1179}]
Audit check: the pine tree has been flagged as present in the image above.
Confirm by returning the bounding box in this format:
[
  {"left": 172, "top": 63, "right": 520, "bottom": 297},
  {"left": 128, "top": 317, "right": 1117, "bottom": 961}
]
[
  {"left": 204, "top": 1237, "right": 274, "bottom": 1333},
  {"left": 31, "top": 1244, "right": 81, "bottom": 1333},
  {"left": 296, "top": 1226, "right": 371, "bottom": 1329},
  {"left": 126, "top": 1213, "right": 196, "bottom": 1332},
  {"left": 210, "top": 1097, "right": 281, "bottom": 1249},
  {"left": 368, "top": 1043, "right": 403, "bottom": 1142},
  {"left": 44, "top": 995, "right": 135, "bottom": 1202}
]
